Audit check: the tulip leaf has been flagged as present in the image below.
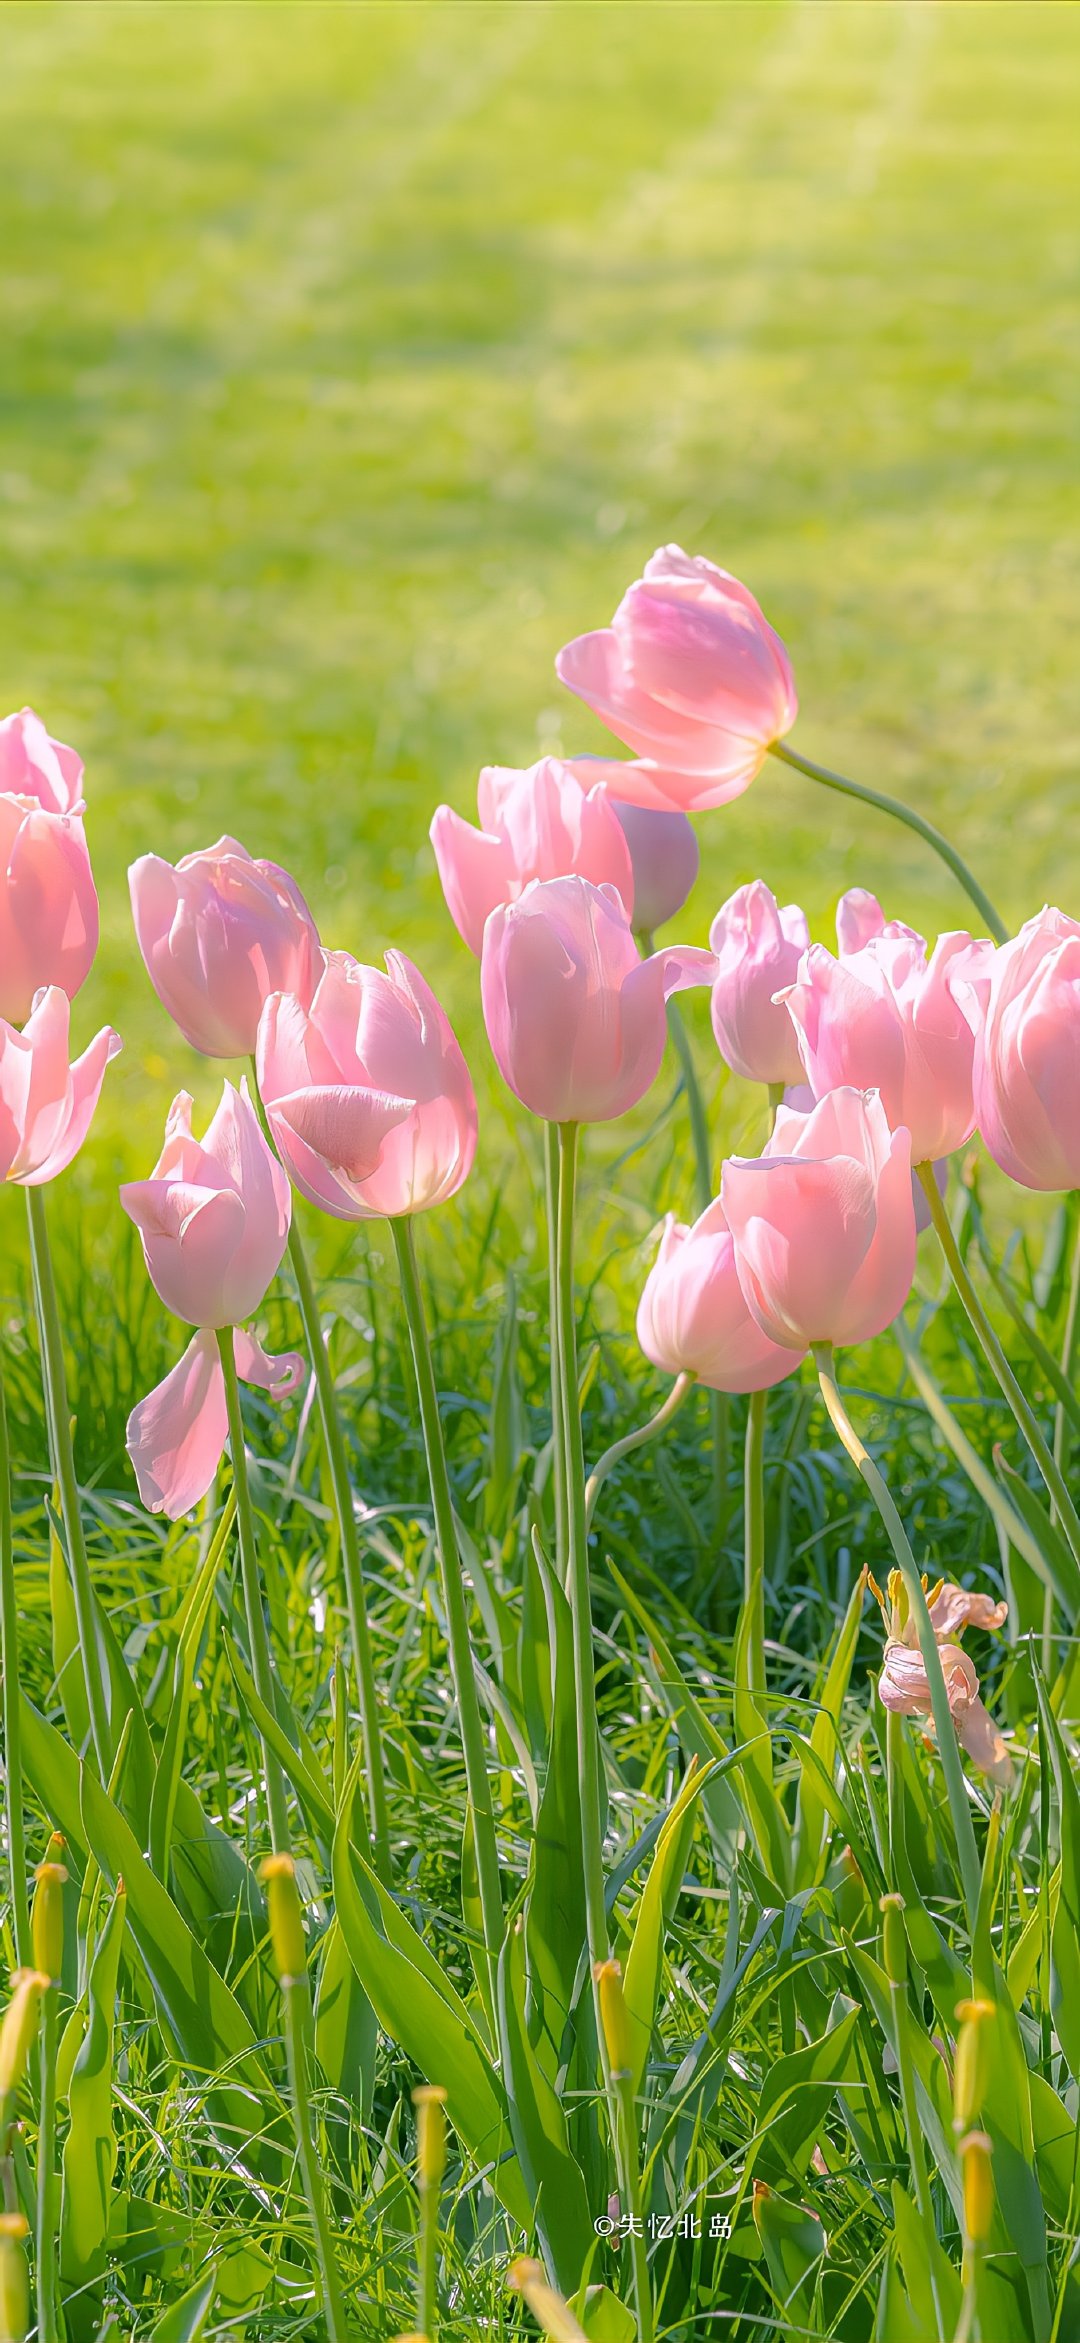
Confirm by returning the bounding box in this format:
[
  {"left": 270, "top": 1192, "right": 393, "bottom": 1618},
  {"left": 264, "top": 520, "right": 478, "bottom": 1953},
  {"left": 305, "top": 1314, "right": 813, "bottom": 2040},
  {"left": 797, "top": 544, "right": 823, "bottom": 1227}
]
[
  {"left": 60, "top": 1881, "right": 127, "bottom": 2324},
  {"left": 497, "top": 1916, "right": 593, "bottom": 2294},
  {"left": 148, "top": 2275, "right": 217, "bottom": 2341},
  {"left": 794, "top": 1567, "right": 868, "bottom": 1887},
  {"left": 1034, "top": 1677, "right": 1080, "bottom": 2083},
  {"left": 525, "top": 1532, "right": 587, "bottom": 2075},
  {"left": 607, "top": 1561, "right": 744, "bottom": 1854},
  {"left": 622, "top": 1757, "right": 713, "bottom": 2099},
  {"left": 223, "top": 1632, "right": 335, "bottom": 1844}
]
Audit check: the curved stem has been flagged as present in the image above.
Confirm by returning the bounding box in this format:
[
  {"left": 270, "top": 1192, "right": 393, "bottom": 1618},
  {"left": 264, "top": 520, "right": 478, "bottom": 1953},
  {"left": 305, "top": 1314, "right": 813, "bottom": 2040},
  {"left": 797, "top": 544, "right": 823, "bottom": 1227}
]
[
  {"left": 25, "top": 1187, "right": 111, "bottom": 1771},
  {"left": 216, "top": 1330, "right": 291, "bottom": 1853},
  {"left": 390, "top": 1216, "right": 503, "bottom": 2007},
  {"left": 917, "top": 1164, "right": 1080, "bottom": 1582},
  {"left": 543, "top": 1120, "right": 568, "bottom": 1577},
  {"left": 769, "top": 739, "right": 1008, "bottom": 944},
  {"left": 0, "top": 1348, "right": 29, "bottom": 1968},
  {"left": 813, "top": 1344, "right": 982, "bottom": 1930},
  {"left": 585, "top": 1373, "right": 694, "bottom": 1533},
  {"left": 285, "top": 1217, "right": 391, "bottom": 1883},
  {"left": 249, "top": 1059, "right": 390, "bottom": 1880}
]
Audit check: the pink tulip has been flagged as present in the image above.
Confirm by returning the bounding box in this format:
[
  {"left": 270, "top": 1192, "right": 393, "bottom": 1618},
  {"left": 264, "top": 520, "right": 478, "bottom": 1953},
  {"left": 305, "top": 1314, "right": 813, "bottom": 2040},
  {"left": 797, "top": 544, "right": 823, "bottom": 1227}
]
[
  {"left": 875, "top": 1571, "right": 1011, "bottom": 1786},
  {"left": 972, "top": 907, "right": 1080, "bottom": 1191},
  {"left": 480, "top": 876, "right": 715, "bottom": 1124},
  {"left": 637, "top": 1200, "right": 801, "bottom": 1392},
  {"left": 120, "top": 1081, "right": 292, "bottom": 1328},
  {"left": 0, "top": 708, "right": 84, "bottom": 815},
  {"left": 835, "top": 887, "right": 921, "bottom": 958},
  {"left": 0, "top": 988, "right": 120, "bottom": 1185},
  {"left": 257, "top": 950, "right": 476, "bottom": 1219},
  {"left": 782, "top": 922, "right": 991, "bottom": 1166},
  {"left": 129, "top": 836, "right": 322, "bottom": 1059},
  {"left": 430, "top": 757, "right": 635, "bottom": 954},
  {"left": 555, "top": 545, "right": 797, "bottom": 808},
  {"left": 709, "top": 881, "right": 808, "bottom": 1085},
  {"left": 0, "top": 794, "right": 99, "bottom": 1027},
  {"left": 128, "top": 1327, "right": 304, "bottom": 1518},
  {"left": 609, "top": 800, "right": 699, "bottom": 934},
  {"left": 721, "top": 1087, "right": 916, "bottom": 1350}
]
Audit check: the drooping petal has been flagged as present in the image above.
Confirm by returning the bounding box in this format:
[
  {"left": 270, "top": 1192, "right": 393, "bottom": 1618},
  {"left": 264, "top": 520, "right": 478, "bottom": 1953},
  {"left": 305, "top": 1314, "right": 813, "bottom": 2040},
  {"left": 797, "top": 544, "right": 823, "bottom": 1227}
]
[{"left": 126, "top": 1331, "right": 228, "bottom": 1518}]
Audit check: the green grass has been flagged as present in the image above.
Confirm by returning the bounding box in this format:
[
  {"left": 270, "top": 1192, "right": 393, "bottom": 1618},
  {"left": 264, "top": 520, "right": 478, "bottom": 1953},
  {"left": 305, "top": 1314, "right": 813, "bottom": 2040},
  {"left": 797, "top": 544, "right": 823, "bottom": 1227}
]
[{"left": 2, "top": 6, "right": 1080, "bottom": 2338}]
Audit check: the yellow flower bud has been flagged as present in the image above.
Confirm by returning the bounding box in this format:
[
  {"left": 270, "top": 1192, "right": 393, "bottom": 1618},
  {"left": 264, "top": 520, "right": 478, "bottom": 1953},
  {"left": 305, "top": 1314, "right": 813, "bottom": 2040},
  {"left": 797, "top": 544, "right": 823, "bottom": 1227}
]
[
  {"left": 879, "top": 1894, "right": 907, "bottom": 1987},
  {"left": 961, "top": 2130, "right": 994, "bottom": 2246},
  {"left": 31, "top": 1855, "right": 67, "bottom": 1984},
  {"left": 258, "top": 1854, "right": 307, "bottom": 1982},
  {"left": 953, "top": 1999, "right": 995, "bottom": 2132},
  {"left": 0, "top": 2212, "right": 29, "bottom": 2343},
  {"left": 507, "top": 2258, "right": 588, "bottom": 2342},
  {"left": 413, "top": 2084, "right": 447, "bottom": 2191},
  {"left": 0, "top": 1972, "right": 49, "bottom": 2104},
  {"left": 593, "top": 1957, "right": 633, "bottom": 2080}
]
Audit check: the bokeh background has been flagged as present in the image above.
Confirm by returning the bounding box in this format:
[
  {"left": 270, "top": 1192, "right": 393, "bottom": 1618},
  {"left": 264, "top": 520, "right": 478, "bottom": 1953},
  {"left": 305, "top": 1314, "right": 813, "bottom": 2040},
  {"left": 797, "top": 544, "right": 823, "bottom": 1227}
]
[{"left": 2, "top": 0, "right": 1078, "bottom": 1190}]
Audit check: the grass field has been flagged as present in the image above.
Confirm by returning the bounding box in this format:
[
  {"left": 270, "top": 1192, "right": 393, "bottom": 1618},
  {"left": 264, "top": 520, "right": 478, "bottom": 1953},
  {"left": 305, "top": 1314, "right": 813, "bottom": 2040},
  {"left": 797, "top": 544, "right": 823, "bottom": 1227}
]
[{"left": 2, "top": 7, "right": 1080, "bottom": 2338}]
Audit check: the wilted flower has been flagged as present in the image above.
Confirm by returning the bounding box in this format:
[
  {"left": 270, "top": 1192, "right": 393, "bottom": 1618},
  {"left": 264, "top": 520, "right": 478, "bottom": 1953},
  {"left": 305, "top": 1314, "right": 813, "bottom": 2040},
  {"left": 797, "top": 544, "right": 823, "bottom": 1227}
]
[{"left": 873, "top": 1570, "right": 1011, "bottom": 1785}]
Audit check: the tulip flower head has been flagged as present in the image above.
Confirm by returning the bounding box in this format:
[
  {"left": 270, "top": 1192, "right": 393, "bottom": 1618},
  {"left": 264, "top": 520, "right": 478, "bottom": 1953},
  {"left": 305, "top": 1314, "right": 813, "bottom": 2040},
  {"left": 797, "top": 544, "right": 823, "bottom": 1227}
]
[
  {"left": 1, "top": 707, "right": 98, "bottom": 1026},
  {"left": 480, "top": 874, "right": 715, "bottom": 1125},
  {"left": 130, "top": 836, "right": 322, "bottom": 1059},
  {"left": 637, "top": 1199, "right": 802, "bottom": 1393},
  {"left": 782, "top": 918, "right": 991, "bottom": 1166},
  {"left": 721, "top": 1087, "right": 916, "bottom": 1350},
  {"left": 430, "top": 757, "right": 635, "bottom": 954},
  {"left": 555, "top": 544, "right": 797, "bottom": 811},
  {"left": 0, "top": 988, "right": 120, "bottom": 1186},
  {"left": 709, "top": 880, "right": 808, "bottom": 1086},
  {"left": 257, "top": 949, "right": 477, "bottom": 1219},
  {"left": 873, "top": 1570, "right": 1011, "bottom": 1786},
  {"left": 972, "top": 906, "right": 1080, "bottom": 1190},
  {"left": 122, "top": 1081, "right": 302, "bottom": 1519},
  {"left": 610, "top": 799, "right": 699, "bottom": 934}
]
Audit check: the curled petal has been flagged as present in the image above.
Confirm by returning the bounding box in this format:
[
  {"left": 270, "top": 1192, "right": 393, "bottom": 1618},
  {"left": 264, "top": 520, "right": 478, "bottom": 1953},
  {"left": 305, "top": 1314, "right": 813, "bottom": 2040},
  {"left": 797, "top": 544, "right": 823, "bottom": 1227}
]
[
  {"left": 955, "top": 1694, "right": 1013, "bottom": 1787},
  {"left": 127, "top": 1331, "right": 228, "bottom": 1518},
  {"left": 927, "top": 1583, "right": 1009, "bottom": 1640},
  {"left": 233, "top": 1329, "right": 306, "bottom": 1399}
]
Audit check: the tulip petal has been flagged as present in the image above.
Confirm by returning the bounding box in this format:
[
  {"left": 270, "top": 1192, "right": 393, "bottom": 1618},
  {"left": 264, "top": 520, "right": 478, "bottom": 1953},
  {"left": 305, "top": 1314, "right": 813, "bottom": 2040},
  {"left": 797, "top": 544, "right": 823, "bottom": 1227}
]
[
  {"left": 126, "top": 1331, "right": 228, "bottom": 1518},
  {"left": 234, "top": 1328, "right": 306, "bottom": 1400}
]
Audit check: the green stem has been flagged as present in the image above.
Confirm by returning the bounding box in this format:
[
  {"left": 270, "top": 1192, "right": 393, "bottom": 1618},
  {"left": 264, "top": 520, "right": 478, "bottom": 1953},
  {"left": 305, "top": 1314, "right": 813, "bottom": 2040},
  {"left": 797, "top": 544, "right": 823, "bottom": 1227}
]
[
  {"left": 768, "top": 739, "right": 1008, "bottom": 944},
  {"left": 889, "top": 1964, "right": 946, "bottom": 2341},
  {"left": 0, "top": 1348, "right": 30, "bottom": 1968},
  {"left": 555, "top": 1126, "right": 610, "bottom": 1981},
  {"left": 613, "top": 2067, "right": 654, "bottom": 2343},
  {"left": 285, "top": 1216, "right": 391, "bottom": 1883},
  {"left": 543, "top": 1119, "right": 568, "bottom": 1578},
  {"left": 248, "top": 1059, "right": 390, "bottom": 1880},
  {"left": 282, "top": 1976, "right": 351, "bottom": 2338},
  {"left": 663, "top": 987, "right": 729, "bottom": 1556},
  {"left": 744, "top": 1389, "right": 767, "bottom": 1697},
  {"left": 813, "top": 1344, "right": 982, "bottom": 1930},
  {"left": 917, "top": 1165, "right": 1080, "bottom": 1585},
  {"left": 215, "top": 1330, "right": 290, "bottom": 1853},
  {"left": 1047, "top": 1202, "right": 1080, "bottom": 1672},
  {"left": 584, "top": 1373, "right": 694, "bottom": 1533},
  {"left": 25, "top": 1186, "right": 111, "bottom": 1771},
  {"left": 417, "top": 2166, "right": 439, "bottom": 2338},
  {"left": 389, "top": 1216, "right": 503, "bottom": 2005},
  {"left": 35, "top": 1986, "right": 58, "bottom": 2342}
]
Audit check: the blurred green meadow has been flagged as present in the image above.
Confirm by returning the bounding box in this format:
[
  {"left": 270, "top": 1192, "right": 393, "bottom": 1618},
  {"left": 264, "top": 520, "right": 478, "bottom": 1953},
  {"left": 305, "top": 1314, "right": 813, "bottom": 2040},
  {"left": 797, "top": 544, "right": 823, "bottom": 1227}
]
[{"left": 2, "top": 0, "right": 1079, "bottom": 1193}]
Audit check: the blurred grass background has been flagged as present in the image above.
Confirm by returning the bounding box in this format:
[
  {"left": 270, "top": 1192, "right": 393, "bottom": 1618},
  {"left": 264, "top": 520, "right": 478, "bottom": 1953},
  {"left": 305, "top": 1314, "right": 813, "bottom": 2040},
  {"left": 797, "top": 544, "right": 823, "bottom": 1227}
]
[{"left": 1, "top": 0, "right": 1078, "bottom": 1190}]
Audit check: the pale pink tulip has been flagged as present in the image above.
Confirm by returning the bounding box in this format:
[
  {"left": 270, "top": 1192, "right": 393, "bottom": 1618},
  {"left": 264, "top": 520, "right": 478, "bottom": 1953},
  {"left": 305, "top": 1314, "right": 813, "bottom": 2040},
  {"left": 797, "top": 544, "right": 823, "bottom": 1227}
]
[
  {"left": 555, "top": 545, "right": 797, "bottom": 807},
  {"left": 721, "top": 1087, "right": 916, "bottom": 1350},
  {"left": 120, "top": 1081, "right": 291, "bottom": 1328},
  {"left": 430, "top": 757, "right": 634, "bottom": 954},
  {"left": 876, "top": 1572, "right": 1011, "bottom": 1786},
  {"left": 709, "top": 881, "right": 808, "bottom": 1085},
  {"left": 972, "top": 907, "right": 1080, "bottom": 1190},
  {"left": 129, "top": 837, "right": 322, "bottom": 1059},
  {"left": 782, "top": 923, "right": 991, "bottom": 1166},
  {"left": 0, "top": 708, "right": 84, "bottom": 814},
  {"left": 0, "top": 988, "right": 120, "bottom": 1185},
  {"left": 835, "top": 887, "right": 921, "bottom": 958},
  {"left": 0, "top": 794, "right": 99, "bottom": 1026},
  {"left": 127, "top": 1326, "right": 304, "bottom": 1518},
  {"left": 609, "top": 800, "right": 699, "bottom": 934},
  {"left": 257, "top": 950, "right": 476, "bottom": 1219},
  {"left": 480, "top": 875, "right": 714, "bottom": 1124},
  {"left": 637, "top": 1200, "right": 801, "bottom": 1392}
]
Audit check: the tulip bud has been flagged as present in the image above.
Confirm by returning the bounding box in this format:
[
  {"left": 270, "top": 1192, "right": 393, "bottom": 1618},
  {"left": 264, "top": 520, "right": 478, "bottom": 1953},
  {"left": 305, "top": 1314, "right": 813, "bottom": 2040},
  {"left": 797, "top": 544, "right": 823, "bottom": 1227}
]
[
  {"left": 879, "top": 1895, "right": 907, "bottom": 1987},
  {"left": 413, "top": 2085, "right": 447, "bottom": 2192},
  {"left": 0, "top": 2211, "right": 29, "bottom": 2343},
  {"left": 593, "top": 1958, "right": 633, "bottom": 2081},
  {"left": 0, "top": 1972, "right": 49, "bottom": 2105},
  {"left": 960, "top": 2130, "right": 994, "bottom": 2247},
  {"left": 31, "top": 1845, "right": 67, "bottom": 1983},
  {"left": 834, "top": 1846, "right": 869, "bottom": 1936},
  {"left": 507, "top": 2256, "right": 588, "bottom": 2342},
  {"left": 953, "top": 1999, "right": 995, "bottom": 2132},
  {"left": 259, "top": 1855, "right": 307, "bottom": 1983}
]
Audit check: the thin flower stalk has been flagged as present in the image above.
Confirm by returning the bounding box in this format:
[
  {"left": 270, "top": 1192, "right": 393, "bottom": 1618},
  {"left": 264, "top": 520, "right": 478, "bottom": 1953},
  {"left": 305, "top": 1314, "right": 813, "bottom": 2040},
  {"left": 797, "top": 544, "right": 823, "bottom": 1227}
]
[
  {"left": 25, "top": 1186, "right": 111, "bottom": 1770},
  {"left": 216, "top": 1330, "right": 291, "bottom": 1853},
  {"left": 767, "top": 739, "right": 1007, "bottom": 944}
]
